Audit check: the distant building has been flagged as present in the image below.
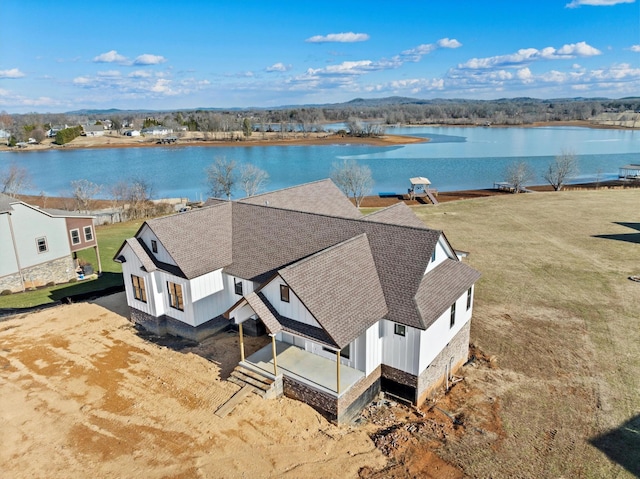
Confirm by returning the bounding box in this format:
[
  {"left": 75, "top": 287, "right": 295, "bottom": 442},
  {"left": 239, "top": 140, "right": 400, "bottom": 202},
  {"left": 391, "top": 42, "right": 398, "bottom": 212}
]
[
  {"left": 141, "top": 126, "right": 173, "bottom": 136},
  {"left": 0, "top": 194, "right": 101, "bottom": 292},
  {"left": 83, "top": 124, "right": 105, "bottom": 137}
]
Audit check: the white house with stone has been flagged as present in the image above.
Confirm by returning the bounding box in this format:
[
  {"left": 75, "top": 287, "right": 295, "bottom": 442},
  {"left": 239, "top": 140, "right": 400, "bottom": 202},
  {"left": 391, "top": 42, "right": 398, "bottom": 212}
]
[
  {"left": 0, "top": 194, "right": 101, "bottom": 293},
  {"left": 114, "top": 179, "right": 480, "bottom": 422}
]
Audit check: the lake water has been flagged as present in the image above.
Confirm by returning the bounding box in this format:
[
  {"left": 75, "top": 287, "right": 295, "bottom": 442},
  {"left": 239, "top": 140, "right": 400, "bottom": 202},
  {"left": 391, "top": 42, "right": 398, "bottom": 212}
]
[{"left": 1, "top": 126, "right": 638, "bottom": 200}]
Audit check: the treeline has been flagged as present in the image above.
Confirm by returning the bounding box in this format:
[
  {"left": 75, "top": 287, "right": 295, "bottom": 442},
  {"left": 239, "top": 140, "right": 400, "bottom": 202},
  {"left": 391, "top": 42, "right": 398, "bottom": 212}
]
[
  {"left": 2, "top": 97, "right": 639, "bottom": 142},
  {"left": 54, "top": 126, "right": 83, "bottom": 145}
]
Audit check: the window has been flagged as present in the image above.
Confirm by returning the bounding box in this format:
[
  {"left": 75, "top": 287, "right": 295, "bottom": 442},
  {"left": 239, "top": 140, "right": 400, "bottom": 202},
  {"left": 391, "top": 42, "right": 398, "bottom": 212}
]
[
  {"left": 340, "top": 345, "right": 350, "bottom": 359},
  {"left": 36, "top": 237, "right": 48, "bottom": 253},
  {"left": 431, "top": 248, "right": 436, "bottom": 262},
  {"left": 450, "top": 302, "right": 456, "bottom": 328},
  {"left": 70, "top": 229, "right": 80, "bottom": 245},
  {"left": 83, "top": 226, "right": 93, "bottom": 242},
  {"left": 466, "top": 287, "right": 473, "bottom": 310},
  {"left": 280, "top": 284, "right": 290, "bottom": 303},
  {"left": 167, "top": 282, "right": 184, "bottom": 311},
  {"left": 234, "top": 279, "right": 243, "bottom": 296},
  {"left": 151, "top": 239, "right": 158, "bottom": 253},
  {"left": 131, "top": 275, "right": 147, "bottom": 303},
  {"left": 394, "top": 324, "right": 406, "bottom": 336}
]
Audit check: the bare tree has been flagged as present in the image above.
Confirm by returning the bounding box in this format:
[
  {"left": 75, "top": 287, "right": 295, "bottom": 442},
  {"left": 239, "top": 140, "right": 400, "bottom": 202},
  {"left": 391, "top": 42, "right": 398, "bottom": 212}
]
[
  {"left": 31, "top": 128, "right": 46, "bottom": 144},
  {"left": 504, "top": 161, "right": 535, "bottom": 193},
  {"left": 70, "top": 179, "right": 102, "bottom": 213},
  {"left": 330, "top": 159, "right": 374, "bottom": 207},
  {"left": 543, "top": 150, "right": 578, "bottom": 191},
  {"left": 239, "top": 164, "right": 269, "bottom": 197},
  {"left": 1, "top": 163, "right": 31, "bottom": 197},
  {"left": 206, "top": 157, "right": 237, "bottom": 199}
]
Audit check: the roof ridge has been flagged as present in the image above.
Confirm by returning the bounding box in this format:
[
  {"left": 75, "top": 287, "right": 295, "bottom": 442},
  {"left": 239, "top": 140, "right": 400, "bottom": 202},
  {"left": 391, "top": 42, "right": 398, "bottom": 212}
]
[
  {"left": 237, "top": 178, "right": 333, "bottom": 201},
  {"left": 279, "top": 233, "right": 369, "bottom": 272}
]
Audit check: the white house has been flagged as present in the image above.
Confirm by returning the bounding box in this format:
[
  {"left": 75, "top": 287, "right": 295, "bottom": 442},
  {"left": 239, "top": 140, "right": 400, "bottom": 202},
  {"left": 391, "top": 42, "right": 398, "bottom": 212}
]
[
  {"left": 114, "top": 179, "right": 480, "bottom": 422},
  {"left": 83, "top": 124, "right": 105, "bottom": 137},
  {"left": 0, "top": 194, "right": 101, "bottom": 293},
  {"left": 140, "top": 126, "right": 173, "bottom": 136}
]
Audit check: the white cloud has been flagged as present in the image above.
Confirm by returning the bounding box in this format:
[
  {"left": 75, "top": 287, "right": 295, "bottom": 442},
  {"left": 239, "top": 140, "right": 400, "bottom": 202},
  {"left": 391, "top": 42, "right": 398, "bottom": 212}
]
[
  {"left": 566, "top": 0, "right": 634, "bottom": 8},
  {"left": 129, "top": 70, "right": 152, "bottom": 78},
  {"left": 0, "top": 68, "right": 25, "bottom": 78},
  {"left": 437, "top": 38, "right": 463, "bottom": 49},
  {"left": 458, "top": 41, "right": 601, "bottom": 69},
  {"left": 402, "top": 38, "right": 462, "bottom": 61},
  {"left": 97, "top": 70, "right": 121, "bottom": 77},
  {"left": 266, "top": 62, "right": 291, "bottom": 72},
  {"left": 305, "top": 32, "right": 370, "bottom": 43},
  {"left": 134, "top": 54, "right": 167, "bottom": 65},
  {"left": 93, "top": 50, "right": 128, "bottom": 64},
  {"left": 516, "top": 68, "right": 534, "bottom": 83},
  {"left": 631, "top": 45, "right": 640, "bottom": 52}
]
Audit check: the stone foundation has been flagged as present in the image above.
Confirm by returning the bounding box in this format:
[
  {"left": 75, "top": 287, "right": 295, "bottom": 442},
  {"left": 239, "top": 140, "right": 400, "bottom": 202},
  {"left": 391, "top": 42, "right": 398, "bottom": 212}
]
[
  {"left": 0, "top": 272, "right": 23, "bottom": 293},
  {"left": 1, "top": 256, "right": 76, "bottom": 293},
  {"left": 129, "top": 308, "right": 230, "bottom": 342}
]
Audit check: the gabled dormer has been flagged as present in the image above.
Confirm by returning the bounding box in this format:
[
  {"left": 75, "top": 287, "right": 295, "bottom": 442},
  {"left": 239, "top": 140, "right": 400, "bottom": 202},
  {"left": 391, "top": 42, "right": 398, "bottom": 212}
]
[{"left": 425, "top": 233, "right": 458, "bottom": 274}]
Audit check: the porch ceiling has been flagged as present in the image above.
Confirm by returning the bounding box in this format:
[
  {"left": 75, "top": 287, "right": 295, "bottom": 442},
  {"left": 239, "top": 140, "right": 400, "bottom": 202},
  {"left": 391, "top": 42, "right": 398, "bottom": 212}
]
[{"left": 244, "top": 341, "right": 364, "bottom": 397}]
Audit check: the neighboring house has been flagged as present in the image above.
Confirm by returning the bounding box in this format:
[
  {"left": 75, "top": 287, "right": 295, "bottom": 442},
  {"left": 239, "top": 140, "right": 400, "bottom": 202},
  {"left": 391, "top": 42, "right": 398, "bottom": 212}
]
[
  {"left": 0, "top": 129, "right": 10, "bottom": 144},
  {"left": 124, "top": 130, "right": 141, "bottom": 137},
  {"left": 140, "top": 126, "right": 173, "bottom": 136},
  {"left": 114, "top": 179, "right": 480, "bottom": 422},
  {"left": 47, "top": 124, "right": 68, "bottom": 138},
  {"left": 83, "top": 124, "right": 105, "bottom": 137},
  {"left": 0, "top": 194, "right": 102, "bottom": 292}
]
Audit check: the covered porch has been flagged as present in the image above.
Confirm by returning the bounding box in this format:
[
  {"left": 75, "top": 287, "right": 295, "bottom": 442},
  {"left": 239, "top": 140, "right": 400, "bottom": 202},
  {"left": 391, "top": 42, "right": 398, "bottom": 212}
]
[{"left": 241, "top": 339, "right": 365, "bottom": 398}]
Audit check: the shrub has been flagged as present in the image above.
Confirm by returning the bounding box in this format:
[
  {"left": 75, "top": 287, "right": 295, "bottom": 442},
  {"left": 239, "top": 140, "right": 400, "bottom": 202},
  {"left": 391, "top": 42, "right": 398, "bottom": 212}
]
[
  {"left": 54, "top": 126, "right": 83, "bottom": 145},
  {"left": 1, "top": 289, "right": 12, "bottom": 296}
]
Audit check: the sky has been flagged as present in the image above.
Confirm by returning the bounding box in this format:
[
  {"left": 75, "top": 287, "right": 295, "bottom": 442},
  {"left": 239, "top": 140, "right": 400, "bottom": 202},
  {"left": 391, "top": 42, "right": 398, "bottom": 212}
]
[{"left": 1, "top": 0, "right": 639, "bottom": 113}]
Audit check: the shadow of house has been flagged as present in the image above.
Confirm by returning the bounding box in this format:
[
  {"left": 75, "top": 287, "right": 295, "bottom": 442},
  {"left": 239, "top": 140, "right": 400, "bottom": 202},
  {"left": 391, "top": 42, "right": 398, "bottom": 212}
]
[
  {"left": 590, "top": 413, "right": 640, "bottom": 477},
  {"left": 593, "top": 222, "right": 640, "bottom": 245}
]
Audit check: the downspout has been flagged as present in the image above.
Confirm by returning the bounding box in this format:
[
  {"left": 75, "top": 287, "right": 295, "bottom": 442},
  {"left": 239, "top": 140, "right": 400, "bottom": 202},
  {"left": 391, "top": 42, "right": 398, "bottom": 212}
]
[{"left": 6, "top": 213, "right": 25, "bottom": 292}]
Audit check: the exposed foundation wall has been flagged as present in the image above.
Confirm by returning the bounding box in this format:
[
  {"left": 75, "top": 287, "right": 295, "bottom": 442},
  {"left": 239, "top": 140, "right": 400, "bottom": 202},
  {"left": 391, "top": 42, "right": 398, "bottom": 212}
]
[
  {"left": 1, "top": 256, "right": 76, "bottom": 293},
  {"left": 416, "top": 320, "right": 471, "bottom": 404},
  {"left": 129, "top": 308, "right": 229, "bottom": 341}
]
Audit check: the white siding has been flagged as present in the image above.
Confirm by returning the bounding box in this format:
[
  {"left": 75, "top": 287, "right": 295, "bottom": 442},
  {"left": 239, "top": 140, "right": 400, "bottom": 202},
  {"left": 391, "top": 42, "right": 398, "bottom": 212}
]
[
  {"left": 190, "top": 269, "right": 224, "bottom": 301},
  {"left": 425, "top": 235, "right": 457, "bottom": 274},
  {"left": 0, "top": 214, "right": 19, "bottom": 276},
  {"left": 262, "top": 276, "right": 320, "bottom": 328},
  {"left": 119, "top": 243, "right": 157, "bottom": 317},
  {"left": 381, "top": 319, "right": 421, "bottom": 375},
  {"left": 10, "top": 203, "right": 70, "bottom": 268},
  {"left": 138, "top": 225, "right": 176, "bottom": 266},
  {"left": 364, "top": 321, "right": 383, "bottom": 375},
  {"left": 417, "top": 287, "right": 474, "bottom": 372}
]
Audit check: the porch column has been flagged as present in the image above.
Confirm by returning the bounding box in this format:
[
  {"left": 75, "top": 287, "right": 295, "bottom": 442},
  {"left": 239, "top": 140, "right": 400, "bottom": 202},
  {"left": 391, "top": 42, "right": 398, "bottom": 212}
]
[
  {"left": 238, "top": 322, "right": 245, "bottom": 362},
  {"left": 336, "top": 351, "right": 341, "bottom": 395},
  {"left": 94, "top": 245, "right": 103, "bottom": 274},
  {"left": 271, "top": 334, "right": 278, "bottom": 376}
]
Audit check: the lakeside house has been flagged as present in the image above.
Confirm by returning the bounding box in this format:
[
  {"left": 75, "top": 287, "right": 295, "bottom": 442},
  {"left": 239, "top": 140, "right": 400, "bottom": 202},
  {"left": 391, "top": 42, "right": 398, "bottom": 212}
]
[
  {"left": 140, "top": 126, "right": 173, "bottom": 136},
  {"left": 114, "top": 179, "right": 480, "bottom": 422},
  {"left": 82, "top": 124, "right": 105, "bottom": 137},
  {"left": 0, "top": 194, "right": 101, "bottom": 293}
]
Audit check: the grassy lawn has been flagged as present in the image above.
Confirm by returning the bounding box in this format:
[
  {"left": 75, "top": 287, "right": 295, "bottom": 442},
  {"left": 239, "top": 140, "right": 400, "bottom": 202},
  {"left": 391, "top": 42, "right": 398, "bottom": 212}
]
[
  {"left": 0, "top": 220, "right": 142, "bottom": 309},
  {"left": 411, "top": 189, "right": 639, "bottom": 477}
]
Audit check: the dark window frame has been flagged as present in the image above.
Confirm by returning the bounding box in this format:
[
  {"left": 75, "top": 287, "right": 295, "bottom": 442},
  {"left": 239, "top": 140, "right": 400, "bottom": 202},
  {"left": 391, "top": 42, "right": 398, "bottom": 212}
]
[
  {"left": 70, "top": 228, "right": 81, "bottom": 245},
  {"left": 340, "top": 344, "right": 350, "bottom": 359},
  {"left": 83, "top": 225, "right": 93, "bottom": 242},
  {"left": 131, "top": 274, "right": 147, "bottom": 303},
  {"left": 151, "top": 239, "right": 158, "bottom": 254},
  {"left": 36, "top": 237, "right": 48, "bottom": 253},
  {"left": 234, "top": 279, "right": 243, "bottom": 296},
  {"left": 167, "top": 281, "right": 184, "bottom": 311},
  {"left": 466, "top": 287, "right": 472, "bottom": 310},
  {"left": 280, "top": 284, "right": 290, "bottom": 303},
  {"left": 394, "top": 323, "right": 406, "bottom": 337},
  {"left": 450, "top": 302, "right": 456, "bottom": 328}
]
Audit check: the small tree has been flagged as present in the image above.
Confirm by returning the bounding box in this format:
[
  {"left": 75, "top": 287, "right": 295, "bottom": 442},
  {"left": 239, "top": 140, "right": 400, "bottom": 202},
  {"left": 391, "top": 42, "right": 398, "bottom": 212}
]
[
  {"left": 1, "top": 164, "right": 31, "bottom": 197},
  {"left": 206, "top": 157, "right": 237, "bottom": 199},
  {"left": 239, "top": 164, "right": 269, "bottom": 197},
  {"left": 31, "top": 128, "right": 46, "bottom": 144},
  {"left": 242, "top": 118, "right": 252, "bottom": 138},
  {"left": 330, "top": 159, "right": 374, "bottom": 207},
  {"left": 543, "top": 150, "right": 578, "bottom": 191},
  {"left": 504, "top": 161, "right": 535, "bottom": 193},
  {"left": 70, "top": 179, "right": 102, "bottom": 213}
]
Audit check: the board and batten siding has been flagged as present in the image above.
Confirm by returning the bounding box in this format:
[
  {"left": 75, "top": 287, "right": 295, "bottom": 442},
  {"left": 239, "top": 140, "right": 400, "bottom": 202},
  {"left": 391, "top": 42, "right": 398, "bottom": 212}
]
[
  {"left": 190, "top": 270, "right": 236, "bottom": 326},
  {"left": 138, "top": 226, "right": 176, "bottom": 266},
  {"left": 262, "top": 276, "right": 321, "bottom": 328},
  {"left": 119, "top": 243, "right": 159, "bottom": 317},
  {"left": 381, "top": 319, "right": 422, "bottom": 376},
  {"left": 418, "top": 286, "right": 474, "bottom": 373},
  {"left": 0, "top": 214, "right": 19, "bottom": 276},
  {"left": 9, "top": 203, "right": 70, "bottom": 269}
]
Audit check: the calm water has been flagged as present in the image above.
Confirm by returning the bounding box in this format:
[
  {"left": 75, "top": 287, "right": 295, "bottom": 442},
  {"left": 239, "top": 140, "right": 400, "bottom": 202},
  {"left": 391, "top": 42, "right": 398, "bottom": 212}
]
[{"left": 1, "top": 126, "right": 638, "bottom": 200}]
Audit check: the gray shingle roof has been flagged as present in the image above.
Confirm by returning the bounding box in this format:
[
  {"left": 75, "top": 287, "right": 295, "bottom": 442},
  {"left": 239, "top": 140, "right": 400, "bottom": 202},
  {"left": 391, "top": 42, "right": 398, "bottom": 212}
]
[
  {"left": 144, "top": 202, "right": 232, "bottom": 279},
  {"left": 363, "top": 202, "right": 429, "bottom": 229},
  {"left": 245, "top": 292, "right": 282, "bottom": 335},
  {"left": 239, "top": 179, "right": 362, "bottom": 219},
  {"left": 414, "top": 259, "right": 482, "bottom": 329},
  {"left": 279, "top": 234, "right": 388, "bottom": 349}
]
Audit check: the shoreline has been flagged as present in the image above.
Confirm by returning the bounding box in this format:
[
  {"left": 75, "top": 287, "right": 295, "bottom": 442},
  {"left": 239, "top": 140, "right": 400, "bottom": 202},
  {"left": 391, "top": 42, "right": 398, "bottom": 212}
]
[{"left": 2, "top": 119, "right": 637, "bottom": 153}]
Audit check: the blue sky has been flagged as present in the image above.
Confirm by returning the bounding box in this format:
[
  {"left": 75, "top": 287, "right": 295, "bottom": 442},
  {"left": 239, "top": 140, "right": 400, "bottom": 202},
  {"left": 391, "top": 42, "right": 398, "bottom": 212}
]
[{"left": 1, "top": 0, "right": 639, "bottom": 113}]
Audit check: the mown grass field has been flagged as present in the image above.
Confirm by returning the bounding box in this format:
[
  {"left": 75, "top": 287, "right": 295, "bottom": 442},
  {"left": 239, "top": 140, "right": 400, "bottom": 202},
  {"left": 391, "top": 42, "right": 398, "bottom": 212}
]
[
  {"left": 412, "top": 189, "right": 639, "bottom": 478},
  {"left": 0, "top": 220, "right": 142, "bottom": 308}
]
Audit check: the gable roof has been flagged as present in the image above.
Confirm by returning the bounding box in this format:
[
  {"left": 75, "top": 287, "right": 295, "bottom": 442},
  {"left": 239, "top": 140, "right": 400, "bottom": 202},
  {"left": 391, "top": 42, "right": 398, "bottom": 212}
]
[
  {"left": 278, "top": 234, "right": 387, "bottom": 349},
  {"left": 363, "top": 202, "right": 429, "bottom": 229},
  {"left": 143, "top": 201, "right": 232, "bottom": 279},
  {"left": 414, "top": 259, "right": 482, "bottom": 329},
  {"left": 239, "top": 179, "right": 362, "bottom": 219}
]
